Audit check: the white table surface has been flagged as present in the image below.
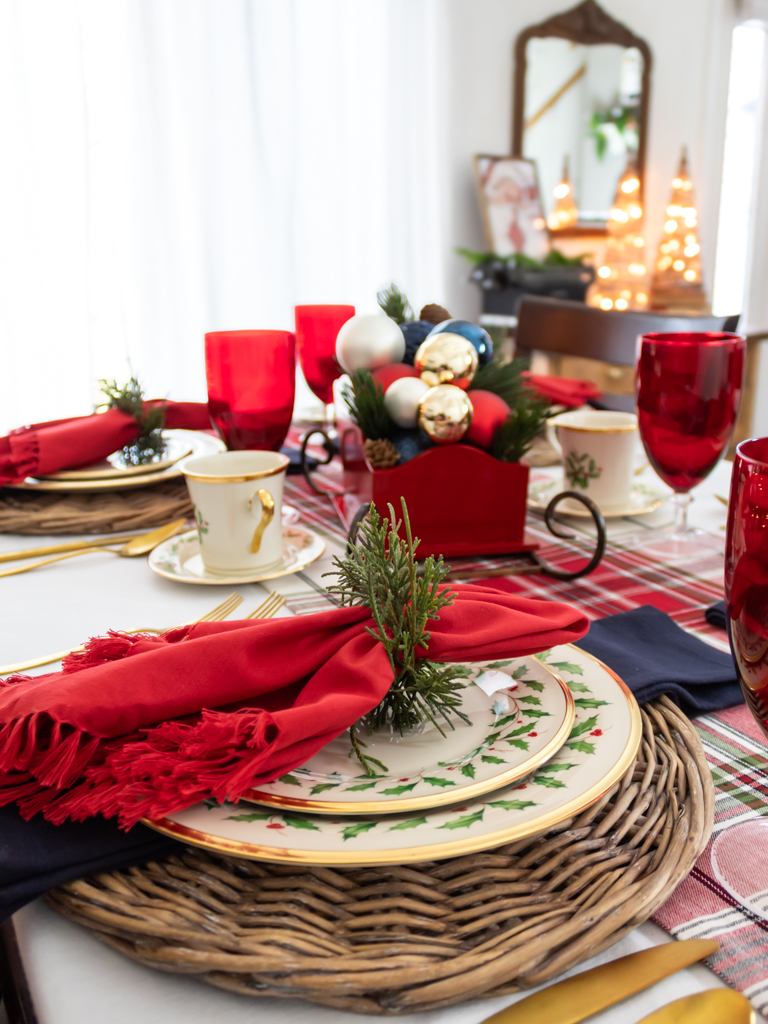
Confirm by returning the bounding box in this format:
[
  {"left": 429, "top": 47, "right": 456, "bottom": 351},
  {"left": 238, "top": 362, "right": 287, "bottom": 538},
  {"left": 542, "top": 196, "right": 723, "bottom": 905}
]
[{"left": 3, "top": 457, "right": 760, "bottom": 1024}]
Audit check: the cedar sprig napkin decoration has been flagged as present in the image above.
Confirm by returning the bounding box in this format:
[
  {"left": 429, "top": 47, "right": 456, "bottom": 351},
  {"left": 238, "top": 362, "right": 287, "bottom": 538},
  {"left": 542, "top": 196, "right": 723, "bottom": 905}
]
[
  {"left": 98, "top": 377, "right": 166, "bottom": 465},
  {"left": 327, "top": 500, "right": 470, "bottom": 774}
]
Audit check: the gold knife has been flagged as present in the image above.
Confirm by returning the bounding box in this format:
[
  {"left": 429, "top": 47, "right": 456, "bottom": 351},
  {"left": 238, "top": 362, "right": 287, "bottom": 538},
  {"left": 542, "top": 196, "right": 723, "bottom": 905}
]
[
  {"left": 479, "top": 939, "right": 719, "bottom": 1024},
  {"left": 634, "top": 989, "right": 753, "bottom": 1023},
  {"left": 0, "top": 528, "right": 180, "bottom": 564}
]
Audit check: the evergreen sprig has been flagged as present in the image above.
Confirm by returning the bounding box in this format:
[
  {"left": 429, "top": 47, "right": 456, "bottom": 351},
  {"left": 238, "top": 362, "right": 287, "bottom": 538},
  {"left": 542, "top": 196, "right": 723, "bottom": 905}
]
[
  {"left": 98, "top": 377, "right": 167, "bottom": 465},
  {"left": 377, "top": 283, "right": 413, "bottom": 324},
  {"left": 342, "top": 369, "right": 396, "bottom": 440},
  {"left": 325, "top": 500, "right": 470, "bottom": 775},
  {"left": 492, "top": 396, "right": 554, "bottom": 464},
  {"left": 472, "top": 357, "right": 530, "bottom": 407},
  {"left": 455, "top": 246, "right": 587, "bottom": 270}
]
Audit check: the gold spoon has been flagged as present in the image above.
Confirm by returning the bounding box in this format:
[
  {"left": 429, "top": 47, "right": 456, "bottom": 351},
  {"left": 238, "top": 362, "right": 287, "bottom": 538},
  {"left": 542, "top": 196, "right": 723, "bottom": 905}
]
[
  {"left": 635, "top": 989, "right": 753, "bottom": 1023},
  {"left": 0, "top": 518, "right": 187, "bottom": 578}
]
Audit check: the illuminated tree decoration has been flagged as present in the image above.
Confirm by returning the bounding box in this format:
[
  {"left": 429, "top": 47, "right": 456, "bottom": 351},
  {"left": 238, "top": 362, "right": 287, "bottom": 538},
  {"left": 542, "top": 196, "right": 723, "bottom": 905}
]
[
  {"left": 586, "top": 165, "right": 649, "bottom": 312},
  {"left": 650, "top": 147, "right": 708, "bottom": 311},
  {"left": 547, "top": 157, "right": 579, "bottom": 231}
]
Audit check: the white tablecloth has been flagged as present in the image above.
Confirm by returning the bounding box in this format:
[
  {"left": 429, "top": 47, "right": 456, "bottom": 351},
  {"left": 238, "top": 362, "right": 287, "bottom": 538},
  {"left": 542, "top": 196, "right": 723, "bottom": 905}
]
[{"left": 4, "top": 459, "right": 761, "bottom": 1024}]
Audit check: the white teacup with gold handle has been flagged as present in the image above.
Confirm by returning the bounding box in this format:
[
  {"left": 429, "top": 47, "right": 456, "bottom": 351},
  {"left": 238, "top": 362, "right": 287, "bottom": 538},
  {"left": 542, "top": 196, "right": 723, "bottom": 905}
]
[
  {"left": 182, "top": 451, "right": 289, "bottom": 575},
  {"left": 546, "top": 409, "right": 638, "bottom": 511}
]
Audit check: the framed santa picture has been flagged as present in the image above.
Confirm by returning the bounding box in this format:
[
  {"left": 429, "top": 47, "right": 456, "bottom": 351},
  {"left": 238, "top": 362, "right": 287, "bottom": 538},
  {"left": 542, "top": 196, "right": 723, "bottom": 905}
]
[{"left": 473, "top": 155, "right": 549, "bottom": 260}]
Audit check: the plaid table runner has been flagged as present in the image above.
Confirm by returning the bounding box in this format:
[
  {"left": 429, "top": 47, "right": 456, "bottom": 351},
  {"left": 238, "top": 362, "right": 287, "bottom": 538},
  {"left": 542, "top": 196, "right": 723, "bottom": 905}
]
[{"left": 281, "top": 434, "right": 767, "bottom": 1015}]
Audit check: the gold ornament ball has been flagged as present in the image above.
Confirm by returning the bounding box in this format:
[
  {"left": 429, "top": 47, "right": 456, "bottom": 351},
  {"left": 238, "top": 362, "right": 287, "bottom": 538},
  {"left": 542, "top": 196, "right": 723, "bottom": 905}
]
[
  {"left": 417, "top": 384, "right": 473, "bottom": 445},
  {"left": 414, "top": 333, "right": 479, "bottom": 390}
]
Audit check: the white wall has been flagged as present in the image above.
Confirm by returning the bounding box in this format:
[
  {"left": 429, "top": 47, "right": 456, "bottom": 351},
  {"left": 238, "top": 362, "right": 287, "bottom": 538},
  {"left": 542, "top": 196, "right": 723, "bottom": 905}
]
[{"left": 441, "top": 0, "right": 737, "bottom": 320}]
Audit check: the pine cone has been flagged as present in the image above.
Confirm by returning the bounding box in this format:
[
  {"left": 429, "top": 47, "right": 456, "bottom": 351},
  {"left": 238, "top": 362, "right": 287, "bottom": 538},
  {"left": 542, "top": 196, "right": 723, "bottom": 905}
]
[
  {"left": 364, "top": 437, "right": 400, "bottom": 469},
  {"left": 419, "top": 303, "right": 451, "bottom": 325}
]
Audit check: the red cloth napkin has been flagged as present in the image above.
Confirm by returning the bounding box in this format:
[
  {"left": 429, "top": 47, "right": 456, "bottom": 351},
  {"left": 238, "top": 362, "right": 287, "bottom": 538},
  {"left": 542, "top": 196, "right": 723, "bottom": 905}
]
[
  {"left": 0, "top": 402, "right": 211, "bottom": 485},
  {"left": 0, "top": 586, "right": 588, "bottom": 829},
  {"left": 523, "top": 373, "right": 603, "bottom": 408}
]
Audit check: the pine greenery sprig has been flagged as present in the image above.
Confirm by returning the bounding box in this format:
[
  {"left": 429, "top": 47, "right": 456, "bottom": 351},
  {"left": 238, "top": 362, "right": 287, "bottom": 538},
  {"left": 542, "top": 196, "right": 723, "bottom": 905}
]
[
  {"left": 492, "top": 396, "right": 554, "bottom": 464},
  {"left": 325, "top": 499, "right": 470, "bottom": 775},
  {"left": 98, "top": 377, "right": 167, "bottom": 465},
  {"left": 377, "top": 283, "right": 413, "bottom": 324},
  {"left": 472, "top": 357, "right": 530, "bottom": 407},
  {"left": 342, "top": 369, "right": 396, "bottom": 440}
]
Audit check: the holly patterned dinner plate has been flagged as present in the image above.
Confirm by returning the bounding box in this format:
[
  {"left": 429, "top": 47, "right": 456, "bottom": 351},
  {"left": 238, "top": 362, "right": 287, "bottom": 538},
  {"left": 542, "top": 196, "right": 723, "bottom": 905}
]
[
  {"left": 145, "top": 645, "right": 642, "bottom": 865},
  {"left": 244, "top": 656, "right": 574, "bottom": 814}
]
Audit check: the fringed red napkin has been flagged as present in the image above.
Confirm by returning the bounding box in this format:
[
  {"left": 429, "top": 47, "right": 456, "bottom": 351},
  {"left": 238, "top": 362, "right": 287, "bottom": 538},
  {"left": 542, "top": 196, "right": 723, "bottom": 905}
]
[
  {"left": 0, "top": 586, "right": 588, "bottom": 829},
  {"left": 0, "top": 402, "right": 211, "bottom": 485},
  {"left": 523, "top": 373, "right": 602, "bottom": 408}
]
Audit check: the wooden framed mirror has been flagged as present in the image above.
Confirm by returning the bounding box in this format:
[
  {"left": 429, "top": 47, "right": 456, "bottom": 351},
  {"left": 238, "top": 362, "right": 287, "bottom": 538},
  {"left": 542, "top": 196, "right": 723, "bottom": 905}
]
[{"left": 512, "top": 0, "right": 651, "bottom": 237}]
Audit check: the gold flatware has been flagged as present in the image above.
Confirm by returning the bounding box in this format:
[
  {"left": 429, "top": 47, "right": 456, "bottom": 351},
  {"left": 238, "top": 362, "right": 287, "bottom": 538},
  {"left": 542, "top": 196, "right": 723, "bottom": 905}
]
[
  {"left": 715, "top": 494, "right": 729, "bottom": 507},
  {"left": 635, "top": 989, "right": 753, "bottom": 1023},
  {"left": 0, "top": 591, "right": 244, "bottom": 676},
  {"left": 479, "top": 939, "right": 719, "bottom": 1024},
  {"left": 0, "top": 528, "right": 184, "bottom": 564},
  {"left": 635, "top": 460, "right": 650, "bottom": 475},
  {"left": 245, "top": 592, "right": 286, "bottom": 619},
  {"left": 0, "top": 519, "right": 187, "bottom": 578}
]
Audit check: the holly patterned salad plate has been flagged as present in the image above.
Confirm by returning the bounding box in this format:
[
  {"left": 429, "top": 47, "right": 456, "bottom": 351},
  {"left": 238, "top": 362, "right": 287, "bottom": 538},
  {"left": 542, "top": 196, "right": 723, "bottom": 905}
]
[
  {"left": 147, "top": 524, "right": 325, "bottom": 585},
  {"left": 145, "top": 644, "right": 642, "bottom": 865},
  {"left": 244, "top": 656, "right": 574, "bottom": 814}
]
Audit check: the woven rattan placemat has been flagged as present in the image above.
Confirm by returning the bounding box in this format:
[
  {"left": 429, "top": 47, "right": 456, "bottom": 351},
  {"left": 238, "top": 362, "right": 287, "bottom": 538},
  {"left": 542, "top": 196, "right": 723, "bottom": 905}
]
[
  {"left": 0, "top": 481, "right": 193, "bottom": 535},
  {"left": 46, "top": 697, "right": 713, "bottom": 1014}
]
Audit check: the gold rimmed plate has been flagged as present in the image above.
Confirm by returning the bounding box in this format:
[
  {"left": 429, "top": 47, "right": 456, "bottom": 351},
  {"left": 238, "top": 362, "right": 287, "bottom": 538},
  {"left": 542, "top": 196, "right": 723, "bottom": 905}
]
[
  {"left": 244, "top": 656, "right": 574, "bottom": 814},
  {"left": 528, "top": 477, "right": 666, "bottom": 518},
  {"left": 145, "top": 644, "right": 642, "bottom": 865},
  {"left": 148, "top": 525, "right": 325, "bottom": 586}
]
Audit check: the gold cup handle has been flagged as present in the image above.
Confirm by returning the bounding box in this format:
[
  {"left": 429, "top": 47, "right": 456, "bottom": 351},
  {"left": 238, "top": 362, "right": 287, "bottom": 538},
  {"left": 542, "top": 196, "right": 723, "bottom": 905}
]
[{"left": 248, "top": 488, "right": 275, "bottom": 553}]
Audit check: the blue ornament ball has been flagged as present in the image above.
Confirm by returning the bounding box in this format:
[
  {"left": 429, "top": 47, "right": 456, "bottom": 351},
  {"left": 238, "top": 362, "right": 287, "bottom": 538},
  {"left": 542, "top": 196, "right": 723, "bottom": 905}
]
[
  {"left": 400, "top": 320, "right": 433, "bottom": 365},
  {"left": 427, "top": 319, "right": 493, "bottom": 365},
  {"left": 390, "top": 428, "right": 434, "bottom": 464}
]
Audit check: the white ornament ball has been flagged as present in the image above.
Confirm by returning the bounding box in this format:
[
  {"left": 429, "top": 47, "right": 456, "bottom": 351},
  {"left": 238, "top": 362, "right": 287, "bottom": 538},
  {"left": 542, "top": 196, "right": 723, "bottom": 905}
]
[
  {"left": 335, "top": 314, "right": 405, "bottom": 373},
  {"left": 384, "top": 376, "right": 431, "bottom": 429}
]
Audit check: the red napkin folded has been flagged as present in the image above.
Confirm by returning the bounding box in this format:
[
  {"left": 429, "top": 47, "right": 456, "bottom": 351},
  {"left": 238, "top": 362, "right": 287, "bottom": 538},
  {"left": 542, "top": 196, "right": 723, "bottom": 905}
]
[
  {"left": 523, "top": 373, "right": 603, "bottom": 408},
  {"left": 0, "top": 402, "right": 212, "bottom": 486},
  {"left": 0, "top": 586, "right": 588, "bottom": 829}
]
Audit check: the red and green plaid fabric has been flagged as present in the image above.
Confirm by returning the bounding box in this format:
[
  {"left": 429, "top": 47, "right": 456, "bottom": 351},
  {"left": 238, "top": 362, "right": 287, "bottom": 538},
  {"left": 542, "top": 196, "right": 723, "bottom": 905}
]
[{"left": 283, "top": 435, "right": 767, "bottom": 1014}]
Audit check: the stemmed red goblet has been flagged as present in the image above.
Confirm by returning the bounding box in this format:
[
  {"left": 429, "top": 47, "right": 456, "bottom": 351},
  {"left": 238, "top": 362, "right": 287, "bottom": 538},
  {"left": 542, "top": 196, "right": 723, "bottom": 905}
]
[
  {"left": 636, "top": 332, "right": 746, "bottom": 538},
  {"left": 205, "top": 330, "right": 296, "bottom": 451},
  {"left": 294, "top": 305, "right": 355, "bottom": 432}
]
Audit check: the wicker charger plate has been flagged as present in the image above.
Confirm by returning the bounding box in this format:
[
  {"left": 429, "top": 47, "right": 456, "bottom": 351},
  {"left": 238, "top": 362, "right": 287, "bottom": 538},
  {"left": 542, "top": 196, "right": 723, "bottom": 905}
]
[{"left": 45, "top": 697, "right": 713, "bottom": 1015}]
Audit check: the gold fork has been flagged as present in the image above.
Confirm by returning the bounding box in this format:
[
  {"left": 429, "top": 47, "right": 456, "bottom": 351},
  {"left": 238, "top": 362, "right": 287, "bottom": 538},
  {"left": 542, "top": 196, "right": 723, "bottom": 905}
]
[
  {"left": 245, "top": 591, "right": 286, "bottom": 619},
  {"left": 0, "top": 592, "right": 245, "bottom": 676}
]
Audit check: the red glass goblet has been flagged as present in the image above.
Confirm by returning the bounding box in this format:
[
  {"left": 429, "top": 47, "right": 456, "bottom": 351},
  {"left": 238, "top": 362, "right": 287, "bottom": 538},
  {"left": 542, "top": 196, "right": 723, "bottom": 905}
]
[
  {"left": 725, "top": 437, "right": 768, "bottom": 739},
  {"left": 636, "top": 332, "right": 745, "bottom": 535},
  {"left": 205, "top": 330, "right": 296, "bottom": 451},
  {"left": 294, "top": 304, "right": 355, "bottom": 429}
]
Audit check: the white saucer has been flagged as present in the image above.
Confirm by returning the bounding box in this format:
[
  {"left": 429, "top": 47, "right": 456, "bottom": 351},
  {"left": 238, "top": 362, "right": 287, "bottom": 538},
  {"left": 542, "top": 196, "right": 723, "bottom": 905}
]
[
  {"left": 148, "top": 525, "right": 325, "bottom": 585},
  {"left": 527, "top": 478, "right": 667, "bottom": 518}
]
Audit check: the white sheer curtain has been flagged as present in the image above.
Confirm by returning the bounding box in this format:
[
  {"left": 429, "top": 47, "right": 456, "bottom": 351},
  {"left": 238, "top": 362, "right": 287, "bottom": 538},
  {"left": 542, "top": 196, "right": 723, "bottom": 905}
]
[{"left": 0, "top": 0, "right": 445, "bottom": 430}]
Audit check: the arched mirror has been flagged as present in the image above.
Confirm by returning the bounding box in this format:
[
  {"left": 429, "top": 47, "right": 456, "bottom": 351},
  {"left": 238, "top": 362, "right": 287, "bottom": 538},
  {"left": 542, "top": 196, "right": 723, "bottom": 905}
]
[{"left": 512, "top": 0, "right": 651, "bottom": 236}]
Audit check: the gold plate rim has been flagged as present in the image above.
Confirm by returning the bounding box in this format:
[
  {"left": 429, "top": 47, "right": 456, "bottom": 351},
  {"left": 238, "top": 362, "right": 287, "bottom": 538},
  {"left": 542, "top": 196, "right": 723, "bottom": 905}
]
[
  {"left": 143, "top": 645, "right": 643, "bottom": 865},
  {"left": 243, "top": 662, "right": 575, "bottom": 814},
  {"left": 147, "top": 526, "right": 326, "bottom": 586}
]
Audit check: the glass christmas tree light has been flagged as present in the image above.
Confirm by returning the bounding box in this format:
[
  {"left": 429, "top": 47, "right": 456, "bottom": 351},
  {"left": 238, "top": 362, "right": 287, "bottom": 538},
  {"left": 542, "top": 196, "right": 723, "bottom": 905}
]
[
  {"left": 547, "top": 157, "right": 579, "bottom": 231},
  {"left": 650, "top": 148, "right": 708, "bottom": 312},
  {"left": 586, "top": 165, "right": 650, "bottom": 312}
]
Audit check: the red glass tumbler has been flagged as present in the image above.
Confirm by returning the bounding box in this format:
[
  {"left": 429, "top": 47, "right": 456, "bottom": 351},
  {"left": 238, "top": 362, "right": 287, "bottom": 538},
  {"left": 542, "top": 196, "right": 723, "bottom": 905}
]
[
  {"left": 636, "top": 332, "right": 745, "bottom": 534},
  {"left": 205, "top": 330, "right": 296, "bottom": 451},
  {"left": 294, "top": 305, "right": 355, "bottom": 406},
  {"left": 725, "top": 437, "right": 768, "bottom": 740}
]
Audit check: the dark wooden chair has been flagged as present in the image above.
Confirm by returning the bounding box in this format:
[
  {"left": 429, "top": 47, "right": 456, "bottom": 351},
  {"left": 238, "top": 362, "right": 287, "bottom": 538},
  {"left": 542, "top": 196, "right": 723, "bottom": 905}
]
[{"left": 514, "top": 296, "right": 740, "bottom": 411}]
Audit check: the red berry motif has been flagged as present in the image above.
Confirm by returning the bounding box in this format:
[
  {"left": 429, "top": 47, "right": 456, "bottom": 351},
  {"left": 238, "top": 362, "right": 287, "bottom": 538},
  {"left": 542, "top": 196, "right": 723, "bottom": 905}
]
[
  {"left": 528, "top": 731, "right": 537, "bottom": 737},
  {"left": 266, "top": 823, "right": 285, "bottom": 829},
  {"left": 591, "top": 729, "right": 603, "bottom": 736}
]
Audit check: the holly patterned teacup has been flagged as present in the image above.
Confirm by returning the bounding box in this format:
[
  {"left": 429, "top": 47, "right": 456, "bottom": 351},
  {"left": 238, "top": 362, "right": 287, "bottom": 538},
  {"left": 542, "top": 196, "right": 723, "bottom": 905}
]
[{"left": 546, "top": 410, "right": 637, "bottom": 511}]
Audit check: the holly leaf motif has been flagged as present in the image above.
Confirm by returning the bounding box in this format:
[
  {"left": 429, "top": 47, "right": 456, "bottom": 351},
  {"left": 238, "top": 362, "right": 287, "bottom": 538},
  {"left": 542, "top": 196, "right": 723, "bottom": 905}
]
[
  {"left": 439, "top": 809, "right": 484, "bottom": 830},
  {"left": 567, "top": 740, "right": 596, "bottom": 754},
  {"left": 423, "top": 777, "right": 456, "bottom": 788},
  {"left": 486, "top": 659, "right": 513, "bottom": 670},
  {"left": 507, "top": 739, "right": 529, "bottom": 750},
  {"left": 566, "top": 681, "right": 591, "bottom": 693},
  {"left": 310, "top": 783, "right": 340, "bottom": 795},
  {"left": 282, "top": 815, "right": 321, "bottom": 831},
  {"left": 489, "top": 799, "right": 537, "bottom": 810},
  {"left": 481, "top": 755, "right": 507, "bottom": 764},
  {"left": 574, "top": 698, "right": 610, "bottom": 709},
  {"left": 518, "top": 696, "right": 542, "bottom": 705},
  {"left": 382, "top": 782, "right": 418, "bottom": 795},
  {"left": 569, "top": 715, "right": 599, "bottom": 738},
  {"left": 512, "top": 664, "right": 529, "bottom": 679},
  {"left": 341, "top": 821, "right": 377, "bottom": 841},
  {"left": 533, "top": 775, "right": 566, "bottom": 788},
  {"left": 537, "top": 762, "right": 578, "bottom": 773},
  {"left": 226, "top": 812, "right": 272, "bottom": 822},
  {"left": 461, "top": 764, "right": 476, "bottom": 779},
  {"left": 494, "top": 714, "right": 518, "bottom": 728},
  {"left": 505, "top": 722, "right": 534, "bottom": 738},
  {"left": 524, "top": 679, "right": 544, "bottom": 692},
  {"left": 345, "top": 782, "right": 377, "bottom": 791},
  {"left": 278, "top": 774, "right": 302, "bottom": 786},
  {"left": 388, "top": 816, "right": 428, "bottom": 831},
  {"left": 550, "top": 660, "right": 584, "bottom": 676},
  {"left": 520, "top": 708, "right": 552, "bottom": 719}
]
